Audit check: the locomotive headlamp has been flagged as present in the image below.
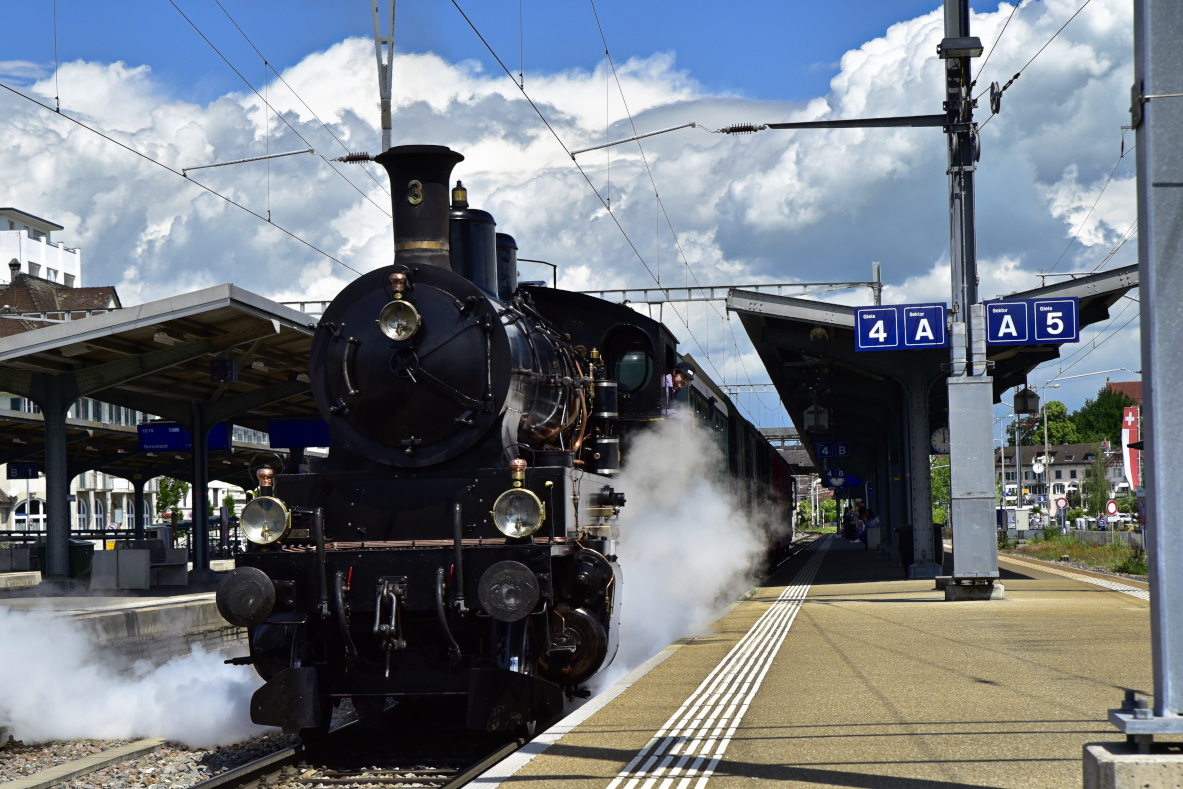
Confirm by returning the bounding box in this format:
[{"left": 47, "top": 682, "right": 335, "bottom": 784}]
[
  {"left": 491, "top": 488, "right": 545, "bottom": 538},
  {"left": 241, "top": 496, "right": 291, "bottom": 545},
  {"left": 478, "top": 560, "right": 539, "bottom": 622},
  {"left": 377, "top": 299, "right": 422, "bottom": 341}
]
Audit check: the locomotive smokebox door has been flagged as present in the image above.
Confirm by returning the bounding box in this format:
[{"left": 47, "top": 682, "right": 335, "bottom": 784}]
[{"left": 309, "top": 145, "right": 515, "bottom": 467}]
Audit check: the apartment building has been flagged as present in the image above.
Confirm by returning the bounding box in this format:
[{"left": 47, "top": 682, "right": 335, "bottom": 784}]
[
  {"left": 995, "top": 442, "right": 1125, "bottom": 511},
  {"left": 0, "top": 207, "right": 82, "bottom": 287}
]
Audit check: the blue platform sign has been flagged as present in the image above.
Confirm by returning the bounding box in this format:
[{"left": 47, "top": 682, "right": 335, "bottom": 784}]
[
  {"left": 856, "top": 303, "right": 947, "bottom": 351},
  {"left": 855, "top": 307, "right": 899, "bottom": 351},
  {"left": 835, "top": 442, "right": 851, "bottom": 458},
  {"left": 901, "top": 304, "right": 947, "bottom": 348},
  {"left": 815, "top": 441, "right": 835, "bottom": 459},
  {"left": 7, "top": 462, "right": 40, "bottom": 479},
  {"left": 138, "top": 422, "right": 232, "bottom": 452},
  {"left": 824, "top": 467, "right": 847, "bottom": 486},
  {"left": 985, "top": 297, "right": 1079, "bottom": 345}
]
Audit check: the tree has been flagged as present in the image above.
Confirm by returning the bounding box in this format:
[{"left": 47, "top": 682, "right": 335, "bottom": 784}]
[
  {"left": 1081, "top": 443, "right": 1109, "bottom": 516},
  {"left": 821, "top": 498, "right": 837, "bottom": 524},
  {"left": 1072, "top": 385, "right": 1137, "bottom": 446},
  {"left": 222, "top": 490, "right": 237, "bottom": 518},
  {"left": 156, "top": 477, "right": 190, "bottom": 521},
  {"left": 930, "top": 455, "right": 951, "bottom": 524},
  {"left": 1010, "top": 400, "right": 1077, "bottom": 446}
]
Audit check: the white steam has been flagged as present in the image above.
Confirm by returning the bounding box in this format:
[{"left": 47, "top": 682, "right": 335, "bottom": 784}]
[
  {"left": 600, "top": 419, "right": 778, "bottom": 686},
  {"left": 0, "top": 605, "right": 269, "bottom": 747}
]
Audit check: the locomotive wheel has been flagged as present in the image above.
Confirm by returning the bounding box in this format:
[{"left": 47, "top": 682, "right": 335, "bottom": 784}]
[{"left": 536, "top": 604, "right": 608, "bottom": 687}]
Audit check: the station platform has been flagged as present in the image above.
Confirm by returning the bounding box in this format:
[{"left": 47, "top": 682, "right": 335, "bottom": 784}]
[
  {"left": 0, "top": 561, "right": 244, "bottom": 662},
  {"left": 480, "top": 535, "right": 1153, "bottom": 789}
]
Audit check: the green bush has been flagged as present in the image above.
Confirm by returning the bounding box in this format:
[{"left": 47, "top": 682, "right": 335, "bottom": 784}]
[
  {"left": 1066, "top": 507, "right": 1085, "bottom": 523},
  {"left": 1113, "top": 551, "right": 1148, "bottom": 576},
  {"left": 1042, "top": 525, "right": 1060, "bottom": 541}
]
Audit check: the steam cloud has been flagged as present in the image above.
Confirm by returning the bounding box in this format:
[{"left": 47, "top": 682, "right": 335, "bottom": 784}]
[
  {"left": 0, "top": 605, "right": 269, "bottom": 747},
  {"left": 598, "top": 418, "right": 786, "bottom": 686}
]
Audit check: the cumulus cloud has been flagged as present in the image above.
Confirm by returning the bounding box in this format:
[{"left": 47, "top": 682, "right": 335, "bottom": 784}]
[{"left": 0, "top": 0, "right": 1139, "bottom": 417}]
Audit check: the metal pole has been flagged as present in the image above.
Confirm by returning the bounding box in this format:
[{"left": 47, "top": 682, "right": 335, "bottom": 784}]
[
  {"left": 372, "top": 0, "right": 397, "bottom": 152},
  {"left": 1109, "top": 0, "right": 1183, "bottom": 744},
  {"left": 942, "top": 0, "right": 999, "bottom": 591}
]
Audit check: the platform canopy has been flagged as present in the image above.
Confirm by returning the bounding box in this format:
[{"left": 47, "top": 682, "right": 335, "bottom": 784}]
[
  {"left": 726, "top": 264, "right": 1137, "bottom": 475},
  {"left": 0, "top": 284, "right": 323, "bottom": 578}
]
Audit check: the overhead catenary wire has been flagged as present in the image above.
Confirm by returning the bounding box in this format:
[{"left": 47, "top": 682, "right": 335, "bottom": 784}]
[
  {"left": 449, "top": 0, "right": 769, "bottom": 420},
  {"left": 212, "top": 0, "right": 390, "bottom": 197},
  {"left": 978, "top": 0, "right": 1094, "bottom": 128},
  {"left": 586, "top": 0, "right": 774, "bottom": 410},
  {"left": 166, "top": 0, "right": 391, "bottom": 218},
  {"left": 1045, "top": 143, "right": 1132, "bottom": 274},
  {"left": 51, "top": 0, "right": 61, "bottom": 113},
  {"left": 972, "top": 0, "right": 1023, "bottom": 90},
  {"left": 0, "top": 80, "right": 361, "bottom": 276},
  {"left": 585, "top": 2, "right": 768, "bottom": 394}
]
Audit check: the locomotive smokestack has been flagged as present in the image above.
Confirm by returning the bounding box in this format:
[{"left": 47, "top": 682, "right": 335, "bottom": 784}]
[{"left": 373, "top": 145, "right": 465, "bottom": 271}]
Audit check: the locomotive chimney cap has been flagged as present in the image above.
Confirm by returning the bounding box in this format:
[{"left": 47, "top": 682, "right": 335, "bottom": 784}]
[{"left": 256, "top": 467, "right": 275, "bottom": 488}]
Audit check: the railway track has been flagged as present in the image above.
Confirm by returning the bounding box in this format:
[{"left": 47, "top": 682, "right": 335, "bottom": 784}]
[{"left": 182, "top": 731, "right": 524, "bottom": 789}]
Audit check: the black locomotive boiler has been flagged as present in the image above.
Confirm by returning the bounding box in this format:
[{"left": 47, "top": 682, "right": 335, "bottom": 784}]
[{"left": 215, "top": 145, "right": 629, "bottom": 735}]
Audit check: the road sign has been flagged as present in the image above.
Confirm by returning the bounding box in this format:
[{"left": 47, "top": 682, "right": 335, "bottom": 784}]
[
  {"left": 984, "top": 297, "right": 1080, "bottom": 345},
  {"left": 816, "top": 441, "right": 835, "bottom": 458},
  {"left": 1055, "top": 497, "right": 1068, "bottom": 510},
  {"left": 1106, "top": 499, "right": 1119, "bottom": 516},
  {"left": 835, "top": 442, "right": 851, "bottom": 457},
  {"left": 6, "top": 462, "right": 40, "bottom": 480},
  {"left": 855, "top": 303, "right": 947, "bottom": 351}
]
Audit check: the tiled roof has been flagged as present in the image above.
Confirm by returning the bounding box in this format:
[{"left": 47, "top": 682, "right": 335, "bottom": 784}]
[
  {"left": 0, "top": 273, "right": 120, "bottom": 322},
  {"left": 994, "top": 442, "right": 1106, "bottom": 465},
  {"left": 1107, "top": 380, "right": 1142, "bottom": 405}
]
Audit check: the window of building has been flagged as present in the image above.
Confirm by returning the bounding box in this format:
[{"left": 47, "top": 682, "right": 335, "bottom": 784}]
[
  {"left": 15, "top": 499, "right": 47, "bottom": 531},
  {"left": 64, "top": 273, "right": 75, "bottom": 287},
  {"left": 1055, "top": 469, "right": 1062, "bottom": 479},
  {"left": 1054, "top": 483, "right": 1065, "bottom": 494},
  {"left": 76, "top": 499, "right": 88, "bottom": 529},
  {"left": 47, "top": 268, "right": 57, "bottom": 281},
  {"left": 94, "top": 499, "right": 105, "bottom": 526},
  {"left": 1070, "top": 470, "right": 1078, "bottom": 479},
  {"left": 28, "top": 262, "right": 40, "bottom": 277},
  {"left": 7, "top": 220, "right": 14, "bottom": 230}
]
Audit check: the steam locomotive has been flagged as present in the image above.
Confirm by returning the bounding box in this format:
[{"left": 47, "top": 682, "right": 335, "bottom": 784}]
[{"left": 215, "top": 144, "right": 794, "bottom": 737}]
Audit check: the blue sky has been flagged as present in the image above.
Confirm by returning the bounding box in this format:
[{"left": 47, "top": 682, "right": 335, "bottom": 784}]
[
  {"left": 5, "top": 1, "right": 942, "bottom": 104},
  {"left": 0, "top": 0, "right": 1142, "bottom": 423}
]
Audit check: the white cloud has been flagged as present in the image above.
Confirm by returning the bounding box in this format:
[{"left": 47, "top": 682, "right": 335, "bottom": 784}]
[{"left": 0, "top": 0, "right": 1140, "bottom": 418}]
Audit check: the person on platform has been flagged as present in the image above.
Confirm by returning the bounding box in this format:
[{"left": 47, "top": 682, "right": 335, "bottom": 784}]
[{"left": 662, "top": 361, "right": 696, "bottom": 416}]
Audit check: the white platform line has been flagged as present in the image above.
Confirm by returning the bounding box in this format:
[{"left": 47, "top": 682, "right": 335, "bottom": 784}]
[
  {"left": 469, "top": 644, "right": 679, "bottom": 787},
  {"left": 606, "top": 537, "right": 831, "bottom": 789},
  {"left": 1001, "top": 554, "right": 1149, "bottom": 600}
]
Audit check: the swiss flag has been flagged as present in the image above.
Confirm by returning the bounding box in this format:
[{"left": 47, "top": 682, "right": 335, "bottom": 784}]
[{"left": 1122, "top": 406, "right": 1140, "bottom": 489}]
